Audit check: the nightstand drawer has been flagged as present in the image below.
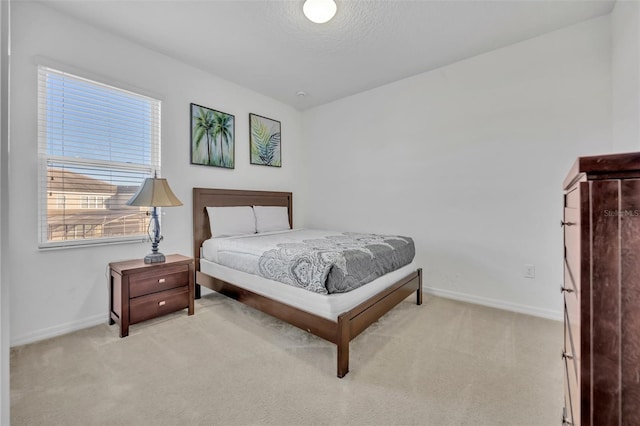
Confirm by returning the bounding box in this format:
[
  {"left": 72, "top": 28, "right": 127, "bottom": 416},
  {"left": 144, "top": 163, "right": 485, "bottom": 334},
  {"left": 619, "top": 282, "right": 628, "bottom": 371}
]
[
  {"left": 129, "top": 265, "right": 189, "bottom": 298},
  {"left": 129, "top": 286, "right": 189, "bottom": 324}
]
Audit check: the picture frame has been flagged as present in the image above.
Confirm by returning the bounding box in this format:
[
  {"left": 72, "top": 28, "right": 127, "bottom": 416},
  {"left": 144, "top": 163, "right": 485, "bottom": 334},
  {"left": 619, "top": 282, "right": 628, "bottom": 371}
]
[
  {"left": 249, "top": 113, "right": 281, "bottom": 167},
  {"left": 190, "top": 103, "right": 235, "bottom": 169}
]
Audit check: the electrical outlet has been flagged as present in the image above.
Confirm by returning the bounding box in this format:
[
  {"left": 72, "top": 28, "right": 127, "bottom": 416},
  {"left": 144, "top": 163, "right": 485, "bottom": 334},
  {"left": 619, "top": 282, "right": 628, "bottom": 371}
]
[{"left": 524, "top": 264, "right": 535, "bottom": 278}]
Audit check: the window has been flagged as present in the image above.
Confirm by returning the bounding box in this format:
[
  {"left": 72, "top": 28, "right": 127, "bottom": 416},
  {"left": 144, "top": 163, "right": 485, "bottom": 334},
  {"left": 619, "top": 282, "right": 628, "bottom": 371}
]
[
  {"left": 37, "top": 66, "right": 161, "bottom": 247},
  {"left": 79, "top": 195, "right": 106, "bottom": 209},
  {"left": 56, "top": 195, "right": 66, "bottom": 209}
]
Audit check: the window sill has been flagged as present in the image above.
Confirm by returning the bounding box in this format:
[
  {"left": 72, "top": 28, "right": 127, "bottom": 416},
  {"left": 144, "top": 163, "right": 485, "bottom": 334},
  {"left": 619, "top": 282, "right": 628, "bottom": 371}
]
[{"left": 38, "top": 236, "right": 149, "bottom": 251}]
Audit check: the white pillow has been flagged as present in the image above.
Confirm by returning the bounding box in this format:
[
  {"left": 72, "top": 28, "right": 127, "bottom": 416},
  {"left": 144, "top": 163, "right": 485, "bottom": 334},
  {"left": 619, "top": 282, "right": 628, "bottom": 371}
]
[
  {"left": 253, "top": 206, "right": 291, "bottom": 233},
  {"left": 206, "top": 206, "right": 256, "bottom": 237}
]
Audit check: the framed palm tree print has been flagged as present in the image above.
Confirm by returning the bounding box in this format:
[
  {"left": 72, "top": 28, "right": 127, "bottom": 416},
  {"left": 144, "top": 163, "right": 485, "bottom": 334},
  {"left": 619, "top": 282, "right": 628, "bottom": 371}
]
[
  {"left": 191, "top": 103, "right": 235, "bottom": 169},
  {"left": 250, "top": 113, "right": 281, "bottom": 167}
]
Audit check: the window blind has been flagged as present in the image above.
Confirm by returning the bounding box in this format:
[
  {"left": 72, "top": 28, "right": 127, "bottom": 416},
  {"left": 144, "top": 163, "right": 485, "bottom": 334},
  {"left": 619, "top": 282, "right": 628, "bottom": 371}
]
[{"left": 37, "top": 66, "right": 161, "bottom": 248}]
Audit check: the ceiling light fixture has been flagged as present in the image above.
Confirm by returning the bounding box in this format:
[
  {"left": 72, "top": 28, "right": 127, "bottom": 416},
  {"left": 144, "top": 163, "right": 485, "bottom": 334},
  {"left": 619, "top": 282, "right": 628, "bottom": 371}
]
[{"left": 303, "top": 0, "right": 337, "bottom": 24}]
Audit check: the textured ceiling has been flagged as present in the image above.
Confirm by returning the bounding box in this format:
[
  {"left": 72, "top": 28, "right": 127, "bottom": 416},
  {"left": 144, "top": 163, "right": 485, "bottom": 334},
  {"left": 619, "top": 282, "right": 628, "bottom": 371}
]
[{"left": 38, "top": 0, "right": 615, "bottom": 110}]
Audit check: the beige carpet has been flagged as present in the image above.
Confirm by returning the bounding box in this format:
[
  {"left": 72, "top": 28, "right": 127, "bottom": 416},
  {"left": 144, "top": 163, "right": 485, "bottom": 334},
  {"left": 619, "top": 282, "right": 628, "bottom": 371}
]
[{"left": 10, "top": 294, "right": 562, "bottom": 425}]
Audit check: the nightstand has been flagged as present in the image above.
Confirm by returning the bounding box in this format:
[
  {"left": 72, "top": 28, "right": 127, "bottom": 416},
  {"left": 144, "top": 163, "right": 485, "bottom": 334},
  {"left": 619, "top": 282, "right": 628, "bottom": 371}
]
[{"left": 108, "top": 254, "right": 194, "bottom": 337}]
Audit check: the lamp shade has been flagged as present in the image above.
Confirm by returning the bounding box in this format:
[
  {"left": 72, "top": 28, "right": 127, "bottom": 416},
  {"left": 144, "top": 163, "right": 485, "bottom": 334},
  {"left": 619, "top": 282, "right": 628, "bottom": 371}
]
[{"left": 126, "top": 177, "right": 182, "bottom": 207}]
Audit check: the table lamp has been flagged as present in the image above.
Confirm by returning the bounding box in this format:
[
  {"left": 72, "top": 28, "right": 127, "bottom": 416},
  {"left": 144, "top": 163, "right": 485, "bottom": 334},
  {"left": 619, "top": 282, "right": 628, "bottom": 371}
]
[{"left": 126, "top": 173, "right": 182, "bottom": 264}]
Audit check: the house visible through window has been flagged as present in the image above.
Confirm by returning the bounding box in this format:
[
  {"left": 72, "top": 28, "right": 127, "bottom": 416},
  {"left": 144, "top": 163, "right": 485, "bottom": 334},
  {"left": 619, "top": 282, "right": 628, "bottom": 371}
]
[{"left": 37, "top": 66, "right": 161, "bottom": 247}]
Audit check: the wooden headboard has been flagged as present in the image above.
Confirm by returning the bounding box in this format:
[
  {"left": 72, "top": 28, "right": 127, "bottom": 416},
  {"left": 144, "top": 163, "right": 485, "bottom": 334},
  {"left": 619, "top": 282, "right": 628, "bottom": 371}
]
[{"left": 192, "top": 188, "right": 293, "bottom": 269}]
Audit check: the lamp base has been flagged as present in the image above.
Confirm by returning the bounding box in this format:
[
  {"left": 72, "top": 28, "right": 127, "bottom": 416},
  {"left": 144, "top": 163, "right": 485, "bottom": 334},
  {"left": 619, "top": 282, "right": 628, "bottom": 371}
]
[{"left": 144, "top": 252, "right": 166, "bottom": 264}]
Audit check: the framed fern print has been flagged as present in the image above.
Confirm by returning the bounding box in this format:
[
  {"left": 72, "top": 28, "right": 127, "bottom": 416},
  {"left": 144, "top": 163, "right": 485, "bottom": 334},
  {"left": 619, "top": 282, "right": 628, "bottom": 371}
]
[
  {"left": 249, "top": 113, "right": 281, "bottom": 167},
  {"left": 191, "top": 103, "right": 235, "bottom": 169}
]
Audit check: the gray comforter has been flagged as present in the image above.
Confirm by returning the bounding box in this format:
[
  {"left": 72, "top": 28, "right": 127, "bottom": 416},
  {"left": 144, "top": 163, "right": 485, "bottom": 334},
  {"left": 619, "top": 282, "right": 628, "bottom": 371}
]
[{"left": 257, "top": 231, "right": 415, "bottom": 294}]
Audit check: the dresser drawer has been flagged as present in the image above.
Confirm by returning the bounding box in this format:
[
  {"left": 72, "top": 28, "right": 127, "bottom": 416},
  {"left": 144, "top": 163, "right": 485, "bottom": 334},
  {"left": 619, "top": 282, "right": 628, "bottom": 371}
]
[
  {"left": 564, "top": 293, "right": 580, "bottom": 360},
  {"left": 129, "top": 286, "right": 189, "bottom": 324},
  {"left": 563, "top": 249, "right": 580, "bottom": 293},
  {"left": 564, "top": 296, "right": 582, "bottom": 426},
  {"left": 563, "top": 208, "right": 580, "bottom": 292},
  {"left": 564, "top": 354, "right": 581, "bottom": 426},
  {"left": 129, "top": 265, "right": 189, "bottom": 298},
  {"left": 565, "top": 186, "right": 580, "bottom": 209}
]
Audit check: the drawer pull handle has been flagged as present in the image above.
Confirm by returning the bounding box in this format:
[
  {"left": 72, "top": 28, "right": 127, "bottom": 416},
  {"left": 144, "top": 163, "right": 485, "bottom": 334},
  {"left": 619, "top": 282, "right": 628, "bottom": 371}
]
[
  {"left": 561, "top": 286, "right": 574, "bottom": 294},
  {"left": 561, "top": 220, "right": 576, "bottom": 227},
  {"left": 158, "top": 301, "right": 166, "bottom": 306},
  {"left": 562, "top": 351, "right": 573, "bottom": 360},
  {"left": 158, "top": 278, "right": 166, "bottom": 284}
]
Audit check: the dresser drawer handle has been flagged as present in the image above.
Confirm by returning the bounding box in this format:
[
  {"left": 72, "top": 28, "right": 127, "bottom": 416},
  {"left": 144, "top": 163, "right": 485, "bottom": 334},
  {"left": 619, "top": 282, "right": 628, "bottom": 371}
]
[
  {"left": 562, "top": 351, "right": 573, "bottom": 360},
  {"left": 158, "top": 278, "right": 166, "bottom": 284},
  {"left": 561, "top": 220, "right": 576, "bottom": 227},
  {"left": 158, "top": 300, "right": 166, "bottom": 306},
  {"left": 561, "top": 286, "right": 574, "bottom": 294}
]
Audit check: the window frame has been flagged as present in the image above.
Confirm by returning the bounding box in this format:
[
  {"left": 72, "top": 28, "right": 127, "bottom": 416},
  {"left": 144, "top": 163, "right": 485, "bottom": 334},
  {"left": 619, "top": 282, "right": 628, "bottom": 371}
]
[{"left": 37, "top": 65, "right": 161, "bottom": 249}]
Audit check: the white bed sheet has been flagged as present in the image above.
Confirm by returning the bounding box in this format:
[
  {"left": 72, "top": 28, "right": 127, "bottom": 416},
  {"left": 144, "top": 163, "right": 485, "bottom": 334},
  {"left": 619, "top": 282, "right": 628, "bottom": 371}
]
[
  {"left": 199, "top": 258, "right": 417, "bottom": 321},
  {"left": 202, "top": 229, "right": 298, "bottom": 269}
]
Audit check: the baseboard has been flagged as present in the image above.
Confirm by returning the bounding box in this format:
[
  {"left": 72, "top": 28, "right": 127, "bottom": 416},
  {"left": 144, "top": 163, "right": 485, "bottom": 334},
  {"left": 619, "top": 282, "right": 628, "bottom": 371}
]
[
  {"left": 10, "top": 313, "right": 107, "bottom": 347},
  {"left": 10, "top": 288, "right": 560, "bottom": 346},
  {"left": 423, "top": 286, "right": 563, "bottom": 322}
]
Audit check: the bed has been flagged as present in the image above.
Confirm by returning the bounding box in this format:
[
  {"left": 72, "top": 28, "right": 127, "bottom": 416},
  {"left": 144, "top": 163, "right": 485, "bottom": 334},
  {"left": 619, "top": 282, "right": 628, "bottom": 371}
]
[{"left": 193, "top": 188, "right": 423, "bottom": 377}]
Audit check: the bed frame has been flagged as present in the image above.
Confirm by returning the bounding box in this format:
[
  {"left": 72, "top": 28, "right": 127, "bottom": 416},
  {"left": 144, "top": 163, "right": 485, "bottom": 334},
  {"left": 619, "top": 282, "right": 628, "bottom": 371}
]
[{"left": 192, "top": 188, "right": 423, "bottom": 378}]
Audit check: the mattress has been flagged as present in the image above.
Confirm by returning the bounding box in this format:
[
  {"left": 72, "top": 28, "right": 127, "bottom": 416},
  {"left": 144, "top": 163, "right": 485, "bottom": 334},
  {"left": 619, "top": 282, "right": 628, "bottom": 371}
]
[
  {"left": 200, "top": 259, "right": 418, "bottom": 321},
  {"left": 201, "top": 229, "right": 415, "bottom": 294}
]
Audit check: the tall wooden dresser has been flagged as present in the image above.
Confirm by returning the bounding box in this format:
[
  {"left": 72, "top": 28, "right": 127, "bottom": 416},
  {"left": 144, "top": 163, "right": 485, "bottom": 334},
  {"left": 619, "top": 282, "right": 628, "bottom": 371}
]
[{"left": 563, "top": 152, "right": 640, "bottom": 425}]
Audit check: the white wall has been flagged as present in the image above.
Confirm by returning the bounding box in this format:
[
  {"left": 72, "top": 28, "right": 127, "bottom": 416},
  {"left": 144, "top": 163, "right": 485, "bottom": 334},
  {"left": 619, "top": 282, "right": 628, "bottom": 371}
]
[
  {"left": 9, "top": 2, "right": 305, "bottom": 345},
  {"left": 1, "top": 0, "right": 10, "bottom": 422},
  {"left": 612, "top": 0, "right": 640, "bottom": 152},
  {"left": 303, "top": 17, "right": 612, "bottom": 320},
  {"left": 6, "top": 1, "right": 621, "bottom": 347}
]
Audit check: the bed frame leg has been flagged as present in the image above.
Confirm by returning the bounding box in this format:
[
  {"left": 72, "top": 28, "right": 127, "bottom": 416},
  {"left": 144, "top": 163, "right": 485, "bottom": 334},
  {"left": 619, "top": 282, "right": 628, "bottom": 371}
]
[
  {"left": 416, "top": 268, "right": 423, "bottom": 305},
  {"left": 195, "top": 283, "right": 201, "bottom": 300},
  {"left": 337, "top": 314, "right": 349, "bottom": 378}
]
